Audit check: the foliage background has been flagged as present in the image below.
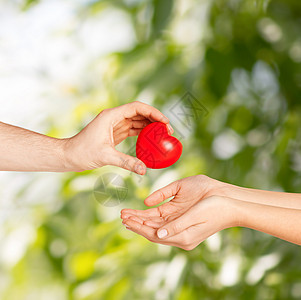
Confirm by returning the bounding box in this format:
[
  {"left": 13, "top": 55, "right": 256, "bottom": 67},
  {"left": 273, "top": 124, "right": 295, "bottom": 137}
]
[{"left": 0, "top": 0, "right": 301, "bottom": 299}]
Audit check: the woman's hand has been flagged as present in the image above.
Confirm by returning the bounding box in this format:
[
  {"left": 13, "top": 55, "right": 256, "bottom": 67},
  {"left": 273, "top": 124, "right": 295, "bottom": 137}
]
[
  {"left": 121, "top": 175, "right": 239, "bottom": 250},
  {"left": 121, "top": 193, "right": 238, "bottom": 250},
  {"left": 63, "top": 101, "right": 172, "bottom": 174},
  {"left": 121, "top": 175, "right": 301, "bottom": 249},
  {"left": 122, "top": 174, "right": 224, "bottom": 218}
]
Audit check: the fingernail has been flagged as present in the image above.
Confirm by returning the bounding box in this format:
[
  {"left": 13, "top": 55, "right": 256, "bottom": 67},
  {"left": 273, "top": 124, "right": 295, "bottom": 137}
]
[
  {"left": 157, "top": 229, "right": 168, "bottom": 239},
  {"left": 135, "top": 163, "right": 145, "bottom": 175},
  {"left": 122, "top": 223, "right": 130, "bottom": 229},
  {"left": 167, "top": 124, "right": 174, "bottom": 134},
  {"left": 122, "top": 214, "right": 129, "bottom": 219}
]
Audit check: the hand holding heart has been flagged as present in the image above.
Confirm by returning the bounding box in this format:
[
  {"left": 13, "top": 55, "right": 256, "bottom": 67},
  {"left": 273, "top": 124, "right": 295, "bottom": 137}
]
[
  {"left": 121, "top": 175, "right": 239, "bottom": 250},
  {"left": 64, "top": 101, "right": 173, "bottom": 173}
]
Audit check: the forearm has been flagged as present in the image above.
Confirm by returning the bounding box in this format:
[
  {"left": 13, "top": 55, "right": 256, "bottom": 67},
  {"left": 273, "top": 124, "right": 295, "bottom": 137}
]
[
  {"left": 0, "top": 122, "right": 69, "bottom": 172},
  {"left": 233, "top": 199, "right": 301, "bottom": 245},
  {"left": 219, "top": 181, "right": 301, "bottom": 210}
]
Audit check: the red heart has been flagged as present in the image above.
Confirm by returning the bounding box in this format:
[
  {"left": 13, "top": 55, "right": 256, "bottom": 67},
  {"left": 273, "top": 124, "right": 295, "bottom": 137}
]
[{"left": 136, "top": 122, "right": 183, "bottom": 169}]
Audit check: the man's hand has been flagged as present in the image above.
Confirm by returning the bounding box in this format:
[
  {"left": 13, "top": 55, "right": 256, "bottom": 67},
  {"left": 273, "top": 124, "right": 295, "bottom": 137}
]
[
  {"left": 0, "top": 101, "right": 171, "bottom": 173},
  {"left": 63, "top": 101, "right": 172, "bottom": 174}
]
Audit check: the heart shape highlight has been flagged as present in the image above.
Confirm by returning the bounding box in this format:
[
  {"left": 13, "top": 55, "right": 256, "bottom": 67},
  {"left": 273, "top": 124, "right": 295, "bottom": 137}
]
[{"left": 136, "top": 122, "right": 183, "bottom": 169}]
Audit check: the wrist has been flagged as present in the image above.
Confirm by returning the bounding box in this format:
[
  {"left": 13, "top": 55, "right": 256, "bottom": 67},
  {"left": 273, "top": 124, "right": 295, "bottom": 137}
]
[
  {"left": 218, "top": 197, "right": 244, "bottom": 228},
  {"left": 227, "top": 197, "right": 246, "bottom": 227},
  {"left": 205, "top": 196, "right": 241, "bottom": 229},
  {"left": 61, "top": 137, "right": 85, "bottom": 172},
  {"left": 203, "top": 176, "right": 235, "bottom": 198},
  {"left": 215, "top": 181, "right": 245, "bottom": 200}
]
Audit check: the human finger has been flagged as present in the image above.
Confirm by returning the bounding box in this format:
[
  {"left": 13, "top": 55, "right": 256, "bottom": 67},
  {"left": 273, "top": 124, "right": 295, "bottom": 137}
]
[
  {"left": 122, "top": 219, "right": 196, "bottom": 250},
  {"left": 156, "top": 208, "right": 202, "bottom": 239},
  {"left": 144, "top": 180, "right": 180, "bottom": 206},
  {"left": 121, "top": 101, "right": 170, "bottom": 124},
  {"left": 121, "top": 207, "right": 160, "bottom": 219},
  {"left": 105, "top": 149, "right": 147, "bottom": 175}
]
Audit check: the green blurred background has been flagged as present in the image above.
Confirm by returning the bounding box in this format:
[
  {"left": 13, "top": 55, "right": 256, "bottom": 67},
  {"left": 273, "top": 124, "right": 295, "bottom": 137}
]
[{"left": 0, "top": 0, "right": 301, "bottom": 299}]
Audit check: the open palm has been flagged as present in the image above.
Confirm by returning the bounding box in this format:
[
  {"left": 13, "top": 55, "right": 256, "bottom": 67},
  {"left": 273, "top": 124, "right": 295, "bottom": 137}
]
[
  {"left": 121, "top": 175, "right": 235, "bottom": 250},
  {"left": 121, "top": 175, "right": 211, "bottom": 225}
]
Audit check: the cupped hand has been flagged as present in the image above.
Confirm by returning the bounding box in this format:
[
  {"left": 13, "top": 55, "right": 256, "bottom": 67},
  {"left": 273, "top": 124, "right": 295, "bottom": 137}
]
[
  {"left": 63, "top": 101, "right": 172, "bottom": 173},
  {"left": 121, "top": 175, "right": 223, "bottom": 224},
  {"left": 121, "top": 175, "right": 238, "bottom": 250}
]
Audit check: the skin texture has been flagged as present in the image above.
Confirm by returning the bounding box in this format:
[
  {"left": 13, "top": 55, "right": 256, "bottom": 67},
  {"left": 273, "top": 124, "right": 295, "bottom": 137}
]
[
  {"left": 121, "top": 175, "right": 301, "bottom": 250},
  {"left": 0, "top": 101, "right": 172, "bottom": 173}
]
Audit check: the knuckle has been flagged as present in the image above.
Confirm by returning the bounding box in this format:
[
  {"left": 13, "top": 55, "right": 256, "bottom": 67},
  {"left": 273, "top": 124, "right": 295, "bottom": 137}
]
[
  {"left": 121, "top": 157, "right": 139, "bottom": 169},
  {"left": 134, "top": 157, "right": 141, "bottom": 164},
  {"left": 197, "top": 174, "right": 209, "bottom": 181},
  {"left": 164, "top": 214, "right": 173, "bottom": 222},
  {"left": 133, "top": 158, "right": 142, "bottom": 168},
  {"left": 171, "top": 222, "right": 182, "bottom": 234},
  {"left": 122, "top": 157, "right": 130, "bottom": 166},
  {"left": 136, "top": 222, "right": 143, "bottom": 231},
  {"left": 157, "top": 190, "right": 165, "bottom": 201},
  {"left": 120, "top": 158, "right": 130, "bottom": 169},
  {"left": 175, "top": 180, "right": 181, "bottom": 192}
]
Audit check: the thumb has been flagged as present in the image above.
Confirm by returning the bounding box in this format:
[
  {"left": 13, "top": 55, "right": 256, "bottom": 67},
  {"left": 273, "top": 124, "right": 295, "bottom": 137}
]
[
  {"left": 106, "top": 149, "right": 147, "bottom": 175},
  {"left": 144, "top": 180, "right": 180, "bottom": 206},
  {"left": 156, "top": 209, "right": 197, "bottom": 239}
]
